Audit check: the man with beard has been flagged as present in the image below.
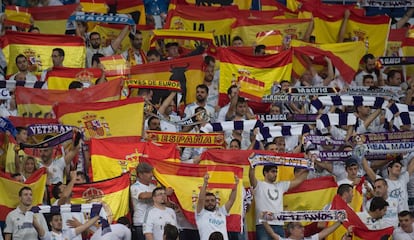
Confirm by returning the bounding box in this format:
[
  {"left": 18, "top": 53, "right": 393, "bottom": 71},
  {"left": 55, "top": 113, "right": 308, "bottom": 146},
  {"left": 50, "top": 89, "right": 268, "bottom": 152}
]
[
  {"left": 203, "top": 55, "right": 219, "bottom": 108},
  {"left": 42, "top": 213, "right": 99, "bottom": 240},
  {"left": 143, "top": 187, "right": 178, "bottom": 240},
  {"left": 122, "top": 31, "right": 147, "bottom": 66},
  {"left": 353, "top": 53, "right": 386, "bottom": 86},
  {"left": 196, "top": 173, "right": 239, "bottom": 240},
  {"left": 9, "top": 54, "right": 38, "bottom": 81},
  {"left": 86, "top": 25, "right": 129, "bottom": 68},
  {"left": 183, "top": 84, "right": 215, "bottom": 122}
]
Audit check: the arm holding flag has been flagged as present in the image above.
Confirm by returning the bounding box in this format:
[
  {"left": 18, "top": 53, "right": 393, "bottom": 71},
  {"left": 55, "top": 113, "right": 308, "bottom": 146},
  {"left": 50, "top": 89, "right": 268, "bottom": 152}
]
[
  {"left": 362, "top": 157, "right": 377, "bottom": 183},
  {"left": 288, "top": 168, "right": 309, "bottom": 190},
  {"left": 197, "top": 173, "right": 209, "bottom": 214},
  {"left": 406, "top": 155, "right": 414, "bottom": 176},
  {"left": 249, "top": 164, "right": 258, "bottom": 189},
  {"left": 56, "top": 171, "right": 77, "bottom": 205},
  {"left": 73, "top": 215, "right": 100, "bottom": 236},
  {"left": 110, "top": 25, "right": 129, "bottom": 53},
  {"left": 224, "top": 175, "right": 239, "bottom": 213}
]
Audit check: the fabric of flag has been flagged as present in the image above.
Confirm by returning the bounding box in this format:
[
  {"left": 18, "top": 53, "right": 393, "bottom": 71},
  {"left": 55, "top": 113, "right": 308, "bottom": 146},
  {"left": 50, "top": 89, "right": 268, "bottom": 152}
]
[
  {"left": 172, "top": 0, "right": 251, "bottom": 10},
  {"left": 255, "top": 30, "right": 283, "bottom": 49},
  {"left": 117, "top": 0, "right": 146, "bottom": 25},
  {"left": 46, "top": 67, "right": 104, "bottom": 90},
  {"left": 345, "top": 14, "right": 390, "bottom": 57},
  {"left": 29, "top": 4, "right": 78, "bottom": 35},
  {"left": 71, "top": 173, "right": 130, "bottom": 221},
  {"left": 4, "top": 6, "right": 32, "bottom": 29},
  {"left": 230, "top": 18, "right": 311, "bottom": 47},
  {"left": 150, "top": 29, "right": 216, "bottom": 51},
  {"left": 89, "top": 23, "right": 132, "bottom": 52},
  {"left": 90, "top": 138, "right": 180, "bottom": 181},
  {"left": 401, "top": 38, "right": 414, "bottom": 79},
  {"left": 331, "top": 194, "right": 394, "bottom": 239},
  {"left": 0, "top": 168, "right": 47, "bottom": 221},
  {"left": 99, "top": 55, "right": 129, "bottom": 78},
  {"left": 260, "top": 0, "right": 298, "bottom": 16},
  {"left": 142, "top": 157, "right": 244, "bottom": 232},
  {"left": 54, "top": 98, "right": 144, "bottom": 141},
  {"left": 291, "top": 40, "right": 366, "bottom": 83},
  {"left": 386, "top": 28, "right": 406, "bottom": 56},
  {"left": 9, "top": 116, "right": 58, "bottom": 128},
  {"left": 129, "top": 54, "right": 204, "bottom": 104},
  {"left": 80, "top": 0, "right": 108, "bottom": 13},
  {"left": 15, "top": 78, "right": 123, "bottom": 118},
  {"left": 306, "top": 7, "right": 344, "bottom": 44},
  {"left": 0, "top": 31, "right": 86, "bottom": 78},
  {"left": 218, "top": 47, "right": 292, "bottom": 103},
  {"left": 164, "top": 5, "right": 236, "bottom": 47}
]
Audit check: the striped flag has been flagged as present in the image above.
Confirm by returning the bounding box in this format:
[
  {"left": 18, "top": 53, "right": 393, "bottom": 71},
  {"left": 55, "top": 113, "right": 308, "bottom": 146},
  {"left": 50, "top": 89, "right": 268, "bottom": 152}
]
[
  {"left": 150, "top": 29, "right": 216, "bottom": 50},
  {"left": 218, "top": 47, "right": 292, "bottom": 103},
  {"left": 117, "top": 0, "right": 146, "bottom": 25},
  {"left": 29, "top": 4, "right": 78, "bottom": 35},
  {"left": 80, "top": 0, "right": 108, "bottom": 13},
  {"left": 99, "top": 55, "right": 130, "bottom": 78},
  {"left": 0, "top": 168, "right": 47, "bottom": 221},
  {"left": 54, "top": 98, "right": 144, "bottom": 141},
  {"left": 71, "top": 173, "right": 130, "bottom": 221},
  {"left": 0, "top": 31, "right": 86, "bottom": 78},
  {"left": 4, "top": 6, "right": 32, "bottom": 29},
  {"left": 255, "top": 30, "right": 283, "bottom": 50},
  {"left": 46, "top": 67, "right": 103, "bottom": 90},
  {"left": 143, "top": 157, "right": 244, "bottom": 232},
  {"left": 401, "top": 38, "right": 414, "bottom": 79},
  {"left": 15, "top": 78, "right": 123, "bottom": 118},
  {"left": 306, "top": 7, "right": 345, "bottom": 44},
  {"left": 90, "top": 138, "right": 180, "bottom": 181},
  {"left": 386, "top": 28, "right": 406, "bottom": 56}
]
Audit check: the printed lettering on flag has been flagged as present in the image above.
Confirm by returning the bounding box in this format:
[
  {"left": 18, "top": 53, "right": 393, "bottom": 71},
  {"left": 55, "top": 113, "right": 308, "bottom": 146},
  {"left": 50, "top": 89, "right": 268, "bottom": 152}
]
[
  {"left": 0, "top": 168, "right": 47, "bottom": 221},
  {"left": 71, "top": 173, "right": 130, "bottom": 221},
  {"left": 54, "top": 98, "right": 144, "bottom": 141},
  {"left": 16, "top": 78, "right": 123, "bottom": 118},
  {"left": 0, "top": 31, "right": 86, "bottom": 78},
  {"left": 218, "top": 47, "right": 292, "bottom": 104},
  {"left": 90, "top": 138, "right": 180, "bottom": 181}
]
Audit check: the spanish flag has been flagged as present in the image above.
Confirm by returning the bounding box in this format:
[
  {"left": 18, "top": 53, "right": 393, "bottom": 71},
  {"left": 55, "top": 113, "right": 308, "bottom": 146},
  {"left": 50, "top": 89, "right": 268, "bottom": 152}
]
[
  {"left": 46, "top": 67, "right": 104, "bottom": 90},
  {"left": 80, "top": 0, "right": 108, "bottom": 13},
  {"left": 260, "top": 0, "right": 298, "bottom": 16},
  {"left": 230, "top": 18, "right": 312, "bottom": 47},
  {"left": 4, "top": 6, "right": 32, "bottom": 29},
  {"left": 176, "top": 0, "right": 251, "bottom": 10},
  {"left": 291, "top": 40, "right": 366, "bottom": 83},
  {"left": 15, "top": 78, "right": 123, "bottom": 118},
  {"left": 164, "top": 5, "right": 236, "bottom": 47},
  {"left": 218, "top": 47, "right": 292, "bottom": 103},
  {"left": 0, "top": 168, "right": 47, "bottom": 221},
  {"left": 117, "top": 0, "right": 146, "bottom": 25},
  {"left": 386, "top": 28, "right": 406, "bottom": 56},
  {"left": 54, "top": 98, "right": 144, "bottom": 141},
  {"left": 255, "top": 30, "right": 283, "bottom": 49},
  {"left": 129, "top": 55, "right": 205, "bottom": 104},
  {"left": 29, "top": 4, "right": 78, "bottom": 35},
  {"left": 345, "top": 14, "right": 390, "bottom": 57},
  {"left": 71, "top": 173, "right": 130, "bottom": 221},
  {"left": 150, "top": 29, "right": 216, "bottom": 50},
  {"left": 0, "top": 31, "right": 86, "bottom": 77},
  {"left": 402, "top": 38, "right": 414, "bottom": 78},
  {"left": 307, "top": 7, "right": 345, "bottom": 44},
  {"left": 143, "top": 157, "right": 244, "bottom": 232},
  {"left": 90, "top": 138, "right": 180, "bottom": 182},
  {"left": 99, "top": 55, "right": 130, "bottom": 78},
  {"left": 89, "top": 23, "right": 132, "bottom": 52},
  {"left": 9, "top": 116, "right": 58, "bottom": 128},
  {"left": 331, "top": 194, "right": 394, "bottom": 239}
]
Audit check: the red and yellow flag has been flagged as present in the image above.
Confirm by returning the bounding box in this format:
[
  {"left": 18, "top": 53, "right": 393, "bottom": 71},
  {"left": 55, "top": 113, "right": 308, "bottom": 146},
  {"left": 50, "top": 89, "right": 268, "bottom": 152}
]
[
  {"left": 143, "top": 157, "right": 244, "bottom": 232},
  {"left": 117, "top": 0, "right": 146, "bottom": 25},
  {"left": 402, "top": 38, "right": 414, "bottom": 79},
  {"left": 129, "top": 55, "right": 204, "bottom": 104},
  {"left": 291, "top": 40, "right": 366, "bottom": 83},
  {"left": 146, "top": 131, "right": 225, "bottom": 148},
  {"left": 386, "top": 28, "right": 407, "bottom": 56},
  {"left": 71, "top": 173, "right": 130, "bottom": 221},
  {"left": 170, "top": 0, "right": 251, "bottom": 10},
  {"left": 15, "top": 78, "right": 123, "bottom": 118},
  {"left": 54, "top": 98, "right": 144, "bottom": 141},
  {"left": 0, "top": 168, "right": 47, "bottom": 221},
  {"left": 218, "top": 47, "right": 292, "bottom": 103},
  {"left": 345, "top": 14, "right": 390, "bottom": 57},
  {"left": 4, "top": 6, "right": 32, "bottom": 29},
  {"left": 99, "top": 55, "right": 130, "bottom": 78},
  {"left": 46, "top": 67, "right": 104, "bottom": 90},
  {"left": 89, "top": 23, "right": 131, "bottom": 52},
  {"left": 255, "top": 30, "right": 283, "bottom": 50},
  {"left": 9, "top": 116, "right": 58, "bottom": 127},
  {"left": 90, "top": 138, "right": 180, "bottom": 182},
  {"left": 0, "top": 31, "right": 86, "bottom": 78},
  {"left": 230, "top": 18, "right": 311, "bottom": 47},
  {"left": 306, "top": 8, "right": 344, "bottom": 44},
  {"left": 29, "top": 4, "right": 78, "bottom": 35},
  {"left": 165, "top": 5, "right": 236, "bottom": 46},
  {"left": 80, "top": 0, "right": 108, "bottom": 13}
]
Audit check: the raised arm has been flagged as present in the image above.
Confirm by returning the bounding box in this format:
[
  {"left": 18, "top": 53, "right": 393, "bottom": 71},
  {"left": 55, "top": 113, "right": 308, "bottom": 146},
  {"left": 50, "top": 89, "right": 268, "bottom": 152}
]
[
  {"left": 224, "top": 176, "right": 239, "bottom": 213},
  {"left": 407, "top": 156, "right": 414, "bottom": 175},
  {"left": 74, "top": 216, "right": 99, "bottom": 236},
  {"left": 288, "top": 169, "right": 309, "bottom": 190},
  {"left": 249, "top": 165, "right": 258, "bottom": 189},
  {"left": 263, "top": 221, "right": 280, "bottom": 240},
  {"left": 362, "top": 108, "right": 381, "bottom": 130},
  {"left": 33, "top": 214, "right": 46, "bottom": 238},
  {"left": 110, "top": 25, "right": 129, "bottom": 53},
  {"left": 322, "top": 56, "right": 334, "bottom": 86},
  {"left": 337, "top": 9, "right": 350, "bottom": 43},
  {"left": 158, "top": 92, "right": 177, "bottom": 117},
  {"left": 362, "top": 157, "right": 376, "bottom": 182},
  {"left": 56, "top": 171, "right": 77, "bottom": 205},
  {"left": 225, "top": 89, "right": 239, "bottom": 121},
  {"left": 318, "top": 221, "right": 342, "bottom": 239},
  {"left": 64, "top": 143, "right": 80, "bottom": 166},
  {"left": 197, "top": 173, "right": 209, "bottom": 214}
]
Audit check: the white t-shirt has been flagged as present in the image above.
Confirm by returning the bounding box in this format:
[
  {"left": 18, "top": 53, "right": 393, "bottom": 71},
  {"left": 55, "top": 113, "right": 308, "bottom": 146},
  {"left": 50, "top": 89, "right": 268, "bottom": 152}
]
[
  {"left": 51, "top": 202, "right": 84, "bottom": 240},
  {"left": 42, "top": 229, "right": 76, "bottom": 240},
  {"left": 4, "top": 208, "right": 38, "bottom": 239},
  {"left": 130, "top": 180, "right": 156, "bottom": 226},
  {"left": 39, "top": 157, "right": 66, "bottom": 184},
  {"left": 183, "top": 102, "right": 216, "bottom": 122},
  {"left": 365, "top": 196, "right": 399, "bottom": 228},
  {"left": 143, "top": 207, "right": 177, "bottom": 240},
  {"left": 281, "top": 234, "right": 319, "bottom": 240},
  {"left": 254, "top": 180, "right": 290, "bottom": 225},
  {"left": 8, "top": 72, "right": 38, "bottom": 82},
  {"left": 393, "top": 223, "right": 414, "bottom": 240},
  {"left": 86, "top": 46, "right": 114, "bottom": 68},
  {"left": 357, "top": 211, "right": 389, "bottom": 230},
  {"left": 91, "top": 224, "right": 131, "bottom": 240},
  {"left": 160, "top": 113, "right": 181, "bottom": 132},
  {"left": 196, "top": 206, "right": 229, "bottom": 240},
  {"left": 387, "top": 171, "right": 410, "bottom": 211}
]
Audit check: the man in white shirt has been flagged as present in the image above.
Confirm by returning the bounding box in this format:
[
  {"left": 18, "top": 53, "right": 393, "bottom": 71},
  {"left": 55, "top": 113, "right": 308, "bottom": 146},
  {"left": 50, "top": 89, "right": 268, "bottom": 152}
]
[
  {"left": 4, "top": 187, "right": 46, "bottom": 240},
  {"left": 250, "top": 165, "right": 308, "bottom": 239},
  {"left": 130, "top": 162, "right": 156, "bottom": 240},
  {"left": 40, "top": 48, "right": 65, "bottom": 81},
  {"left": 196, "top": 173, "right": 239, "bottom": 240},
  {"left": 121, "top": 31, "right": 147, "bottom": 66},
  {"left": 183, "top": 84, "right": 215, "bottom": 123},
  {"left": 143, "top": 187, "right": 178, "bottom": 240},
  {"left": 393, "top": 210, "right": 414, "bottom": 240},
  {"left": 353, "top": 53, "right": 386, "bottom": 86},
  {"left": 42, "top": 213, "right": 99, "bottom": 240},
  {"left": 8, "top": 54, "right": 38, "bottom": 82},
  {"left": 91, "top": 216, "right": 131, "bottom": 240},
  {"left": 358, "top": 197, "right": 389, "bottom": 230}
]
